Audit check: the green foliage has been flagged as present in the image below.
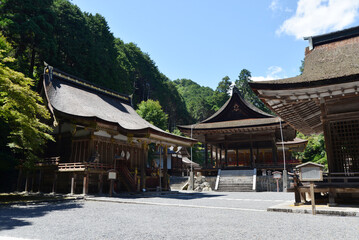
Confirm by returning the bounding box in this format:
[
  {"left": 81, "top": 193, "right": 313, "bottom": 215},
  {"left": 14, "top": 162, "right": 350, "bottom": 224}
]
[
  {"left": 294, "top": 132, "right": 327, "bottom": 169},
  {"left": 190, "top": 143, "right": 205, "bottom": 166},
  {"left": 136, "top": 100, "right": 168, "bottom": 131},
  {"left": 0, "top": 0, "right": 56, "bottom": 77},
  {"left": 171, "top": 128, "right": 184, "bottom": 136},
  {"left": 235, "top": 69, "right": 271, "bottom": 114},
  {"left": 115, "top": 40, "right": 190, "bottom": 128},
  {"left": 173, "top": 78, "right": 216, "bottom": 122},
  {"left": 210, "top": 76, "right": 231, "bottom": 112},
  {"left": 216, "top": 76, "right": 231, "bottom": 93},
  {"left": 0, "top": 35, "right": 53, "bottom": 168},
  {"left": 299, "top": 59, "right": 304, "bottom": 75},
  {"left": 1, "top": 0, "right": 190, "bottom": 130}
]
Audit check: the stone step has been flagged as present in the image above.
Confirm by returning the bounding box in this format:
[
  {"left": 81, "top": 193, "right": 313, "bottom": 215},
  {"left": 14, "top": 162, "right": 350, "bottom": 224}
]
[
  {"left": 220, "top": 170, "right": 254, "bottom": 177},
  {"left": 220, "top": 179, "right": 253, "bottom": 183},
  {"left": 217, "top": 187, "right": 254, "bottom": 192},
  {"left": 220, "top": 181, "right": 253, "bottom": 184}
]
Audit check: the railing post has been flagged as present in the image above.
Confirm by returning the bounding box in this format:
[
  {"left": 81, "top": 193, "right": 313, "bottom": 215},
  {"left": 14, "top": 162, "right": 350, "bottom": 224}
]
[{"left": 71, "top": 174, "right": 76, "bottom": 195}]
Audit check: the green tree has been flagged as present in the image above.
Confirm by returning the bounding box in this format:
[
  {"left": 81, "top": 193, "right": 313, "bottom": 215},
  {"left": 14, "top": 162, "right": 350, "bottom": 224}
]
[
  {"left": 173, "top": 78, "right": 215, "bottom": 122},
  {"left": 216, "top": 76, "right": 231, "bottom": 93},
  {"left": 136, "top": 100, "right": 168, "bottom": 131},
  {"left": 0, "top": 0, "right": 56, "bottom": 77},
  {"left": 0, "top": 35, "right": 53, "bottom": 168},
  {"left": 293, "top": 133, "right": 327, "bottom": 169},
  {"left": 210, "top": 76, "right": 232, "bottom": 112},
  {"left": 235, "top": 69, "right": 271, "bottom": 114}
]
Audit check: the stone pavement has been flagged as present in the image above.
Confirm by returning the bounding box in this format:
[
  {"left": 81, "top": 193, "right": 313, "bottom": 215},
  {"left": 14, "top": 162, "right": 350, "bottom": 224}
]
[{"left": 268, "top": 202, "right": 359, "bottom": 216}]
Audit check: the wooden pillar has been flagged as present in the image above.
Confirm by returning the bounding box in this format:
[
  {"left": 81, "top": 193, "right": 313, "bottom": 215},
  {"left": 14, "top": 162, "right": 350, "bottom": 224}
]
[
  {"left": 98, "top": 174, "right": 103, "bottom": 194},
  {"left": 83, "top": 173, "right": 88, "bottom": 195},
  {"left": 52, "top": 173, "right": 57, "bottom": 194},
  {"left": 216, "top": 147, "right": 219, "bottom": 168},
  {"left": 57, "top": 122, "right": 62, "bottom": 157},
  {"left": 71, "top": 173, "right": 76, "bottom": 195},
  {"left": 320, "top": 99, "right": 335, "bottom": 172},
  {"left": 204, "top": 143, "right": 208, "bottom": 168},
  {"left": 250, "top": 135, "right": 254, "bottom": 168},
  {"left": 163, "top": 146, "right": 168, "bottom": 190},
  {"left": 225, "top": 145, "right": 228, "bottom": 167},
  {"left": 140, "top": 142, "right": 148, "bottom": 190},
  {"left": 88, "top": 130, "right": 95, "bottom": 159},
  {"left": 210, "top": 145, "right": 213, "bottom": 168},
  {"left": 236, "top": 149, "right": 239, "bottom": 167},
  {"left": 219, "top": 148, "right": 222, "bottom": 168},
  {"left": 272, "top": 138, "right": 278, "bottom": 165}
]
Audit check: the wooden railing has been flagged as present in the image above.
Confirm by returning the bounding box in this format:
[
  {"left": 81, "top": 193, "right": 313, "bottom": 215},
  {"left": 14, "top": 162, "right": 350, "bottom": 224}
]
[
  {"left": 36, "top": 157, "right": 60, "bottom": 166},
  {"left": 323, "top": 172, "right": 359, "bottom": 186},
  {"left": 58, "top": 162, "right": 112, "bottom": 172}
]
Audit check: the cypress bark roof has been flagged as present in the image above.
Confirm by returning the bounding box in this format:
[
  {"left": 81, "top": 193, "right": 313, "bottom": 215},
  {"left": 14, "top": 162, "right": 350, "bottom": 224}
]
[
  {"left": 178, "top": 86, "right": 280, "bottom": 131},
  {"left": 42, "top": 64, "right": 196, "bottom": 146}
]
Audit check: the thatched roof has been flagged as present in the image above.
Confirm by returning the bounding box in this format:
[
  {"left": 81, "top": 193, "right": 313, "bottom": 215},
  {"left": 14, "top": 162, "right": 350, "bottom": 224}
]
[
  {"left": 249, "top": 26, "right": 359, "bottom": 135},
  {"left": 250, "top": 26, "right": 359, "bottom": 90}
]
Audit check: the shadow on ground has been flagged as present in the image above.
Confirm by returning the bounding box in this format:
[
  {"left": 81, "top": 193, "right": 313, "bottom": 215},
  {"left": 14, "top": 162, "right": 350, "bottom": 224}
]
[
  {"left": 92, "top": 191, "right": 225, "bottom": 200},
  {"left": 0, "top": 201, "right": 83, "bottom": 231}
]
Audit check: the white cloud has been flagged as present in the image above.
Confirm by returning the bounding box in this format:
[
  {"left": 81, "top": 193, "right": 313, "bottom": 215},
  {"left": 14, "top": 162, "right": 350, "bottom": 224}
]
[
  {"left": 251, "top": 66, "right": 285, "bottom": 82},
  {"left": 269, "top": 0, "right": 293, "bottom": 13},
  {"left": 269, "top": 0, "right": 280, "bottom": 11},
  {"left": 277, "top": 0, "right": 359, "bottom": 39}
]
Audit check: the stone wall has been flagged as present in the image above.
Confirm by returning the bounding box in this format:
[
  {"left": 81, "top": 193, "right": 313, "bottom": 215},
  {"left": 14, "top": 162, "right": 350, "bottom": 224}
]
[{"left": 256, "top": 175, "right": 292, "bottom": 192}]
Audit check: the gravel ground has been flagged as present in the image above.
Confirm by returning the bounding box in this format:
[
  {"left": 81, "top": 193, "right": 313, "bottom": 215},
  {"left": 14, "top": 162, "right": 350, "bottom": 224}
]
[{"left": 0, "top": 192, "right": 358, "bottom": 240}]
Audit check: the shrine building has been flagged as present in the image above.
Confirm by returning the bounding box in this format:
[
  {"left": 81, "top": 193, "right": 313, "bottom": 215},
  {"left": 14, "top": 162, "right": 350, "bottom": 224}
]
[
  {"left": 178, "top": 86, "right": 307, "bottom": 174},
  {"left": 17, "top": 64, "right": 196, "bottom": 194},
  {"left": 249, "top": 26, "right": 359, "bottom": 203}
]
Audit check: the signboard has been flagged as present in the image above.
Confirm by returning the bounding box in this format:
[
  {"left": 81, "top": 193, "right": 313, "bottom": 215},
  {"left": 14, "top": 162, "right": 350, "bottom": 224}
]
[
  {"left": 272, "top": 171, "right": 282, "bottom": 179},
  {"left": 296, "top": 162, "right": 324, "bottom": 182},
  {"left": 108, "top": 171, "right": 117, "bottom": 180},
  {"left": 300, "top": 167, "right": 323, "bottom": 181}
]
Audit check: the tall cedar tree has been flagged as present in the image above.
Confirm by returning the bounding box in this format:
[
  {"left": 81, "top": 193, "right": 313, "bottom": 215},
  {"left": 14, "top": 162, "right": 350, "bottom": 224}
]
[{"left": 235, "top": 69, "right": 271, "bottom": 114}]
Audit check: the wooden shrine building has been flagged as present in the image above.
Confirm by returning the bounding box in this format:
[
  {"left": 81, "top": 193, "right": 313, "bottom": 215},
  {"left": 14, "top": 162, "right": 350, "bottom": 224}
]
[
  {"left": 249, "top": 26, "right": 359, "bottom": 203},
  {"left": 178, "top": 86, "right": 306, "bottom": 173},
  {"left": 18, "top": 64, "right": 195, "bottom": 194}
]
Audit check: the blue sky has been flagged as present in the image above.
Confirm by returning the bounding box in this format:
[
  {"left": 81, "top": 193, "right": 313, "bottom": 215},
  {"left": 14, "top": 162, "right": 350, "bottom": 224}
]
[{"left": 71, "top": 0, "right": 359, "bottom": 90}]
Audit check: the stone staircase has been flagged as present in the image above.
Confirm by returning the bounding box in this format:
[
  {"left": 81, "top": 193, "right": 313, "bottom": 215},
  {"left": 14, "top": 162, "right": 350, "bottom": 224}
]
[
  {"left": 217, "top": 170, "right": 256, "bottom": 192},
  {"left": 169, "top": 176, "right": 189, "bottom": 190}
]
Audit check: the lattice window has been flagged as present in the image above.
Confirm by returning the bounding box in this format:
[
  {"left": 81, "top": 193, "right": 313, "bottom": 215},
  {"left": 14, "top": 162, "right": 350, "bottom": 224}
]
[{"left": 330, "top": 119, "right": 359, "bottom": 173}]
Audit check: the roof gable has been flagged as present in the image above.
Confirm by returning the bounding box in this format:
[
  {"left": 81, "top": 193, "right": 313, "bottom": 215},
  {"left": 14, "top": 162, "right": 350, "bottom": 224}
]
[{"left": 202, "top": 86, "right": 273, "bottom": 123}]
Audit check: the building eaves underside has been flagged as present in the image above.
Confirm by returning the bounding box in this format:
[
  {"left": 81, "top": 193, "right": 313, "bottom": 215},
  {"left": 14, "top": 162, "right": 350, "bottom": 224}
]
[{"left": 252, "top": 80, "right": 359, "bottom": 135}]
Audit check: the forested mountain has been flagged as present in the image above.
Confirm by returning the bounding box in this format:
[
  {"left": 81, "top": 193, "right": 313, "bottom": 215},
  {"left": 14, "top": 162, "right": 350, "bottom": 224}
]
[
  {"left": 0, "top": 0, "right": 190, "bottom": 129},
  {"left": 173, "top": 79, "right": 215, "bottom": 122},
  {"left": 0, "top": 0, "right": 271, "bottom": 135}
]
